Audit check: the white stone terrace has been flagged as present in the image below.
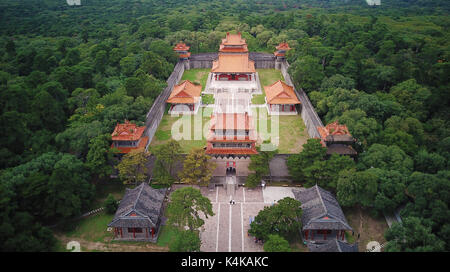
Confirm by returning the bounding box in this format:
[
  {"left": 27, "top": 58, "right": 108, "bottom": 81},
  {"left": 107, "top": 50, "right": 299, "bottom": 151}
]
[{"left": 205, "top": 72, "right": 261, "bottom": 95}]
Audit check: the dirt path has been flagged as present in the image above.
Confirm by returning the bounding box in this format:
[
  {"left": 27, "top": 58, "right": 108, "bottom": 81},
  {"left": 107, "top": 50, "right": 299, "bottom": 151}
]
[{"left": 56, "top": 234, "right": 168, "bottom": 252}]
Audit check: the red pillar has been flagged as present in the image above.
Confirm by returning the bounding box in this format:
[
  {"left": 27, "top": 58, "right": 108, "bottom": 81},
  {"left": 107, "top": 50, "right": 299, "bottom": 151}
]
[
  {"left": 120, "top": 228, "right": 123, "bottom": 238},
  {"left": 311, "top": 230, "right": 314, "bottom": 240},
  {"left": 151, "top": 228, "right": 155, "bottom": 238},
  {"left": 324, "top": 231, "right": 327, "bottom": 240},
  {"left": 133, "top": 228, "right": 135, "bottom": 238},
  {"left": 342, "top": 230, "right": 345, "bottom": 240},
  {"left": 305, "top": 230, "right": 309, "bottom": 240}
]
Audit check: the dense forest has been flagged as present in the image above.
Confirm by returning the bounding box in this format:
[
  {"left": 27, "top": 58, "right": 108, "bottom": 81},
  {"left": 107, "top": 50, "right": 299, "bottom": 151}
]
[{"left": 0, "top": 0, "right": 448, "bottom": 251}]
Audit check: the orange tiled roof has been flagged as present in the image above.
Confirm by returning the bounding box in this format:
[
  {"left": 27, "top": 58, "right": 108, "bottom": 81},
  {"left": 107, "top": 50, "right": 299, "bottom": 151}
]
[
  {"left": 221, "top": 32, "right": 246, "bottom": 46},
  {"left": 211, "top": 54, "right": 256, "bottom": 73},
  {"left": 173, "top": 42, "right": 190, "bottom": 51},
  {"left": 166, "top": 80, "right": 202, "bottom": 104},
  {"left": 111, "top": 137, "right": 149, "bottom": 154},
  {"left": 317, "top": 121, "right": 354, "bottom": 147},
  {"left": 111, "top": 121, "right": 146, "bottom": 141},
  {"left": 178, "top": 52, "right": 191, "bottom": 58},
  {"left": 276, "top": 42, "right": 291, "bottom": 51},
  {"left": 264, "top": 80, "right": 301, "bottom": 105},
  {"left": 210, "top": 113, "right": 254, "bottom": 131},
  {"left": 219, "top": 44, "right": 248, "bottom": 53},
  {"left": 317, "top": 121, "right": 352, "bottom": 139}
]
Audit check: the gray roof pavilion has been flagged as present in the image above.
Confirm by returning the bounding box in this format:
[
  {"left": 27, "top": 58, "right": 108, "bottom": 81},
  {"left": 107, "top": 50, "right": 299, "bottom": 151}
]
[
  {"left": 293, "top": 185, "right": 352, "bottom": 231},
  {"left": 108, "top": 182, "right": 167, "bottom": 228}
]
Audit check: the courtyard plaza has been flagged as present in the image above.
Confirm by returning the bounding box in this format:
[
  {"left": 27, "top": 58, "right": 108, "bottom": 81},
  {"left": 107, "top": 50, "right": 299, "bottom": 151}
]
[{"left": 170, "top": 184, "right": 301, "bottom": 252}]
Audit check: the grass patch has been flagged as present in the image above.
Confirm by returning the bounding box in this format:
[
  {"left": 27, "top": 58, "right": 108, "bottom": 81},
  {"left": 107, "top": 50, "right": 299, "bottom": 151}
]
[
  {"left": 150, "top": 107, "right": 213, "bottom": 153},
  {"left": 252, "top": 69, "right": 284, "bottom": 105},
  {"left": 252, "top": 107, "right": 309, "bottom": 154},
  {"left": 251, "top": 94, "right": 266, "bottom": 104},
  {"left": 344, "top": 207, "right": 389, "bottom": 252},
  {"left": 65, "top": 212, "right": 114, "bottom": 243},
  {"left": 157, "top": 225, "right": 178, "bottom": 247},
  {"left": 202, "top": 93, "right": 215, "bottom": 105},
  {"left": 155, "top": 129, "right": 171, "bottom": 141},
  {"left": 257, "top": 68, "right": 284, "bottom": 87},
  {"left": 180, "top": 68, "right": 210, "bottom": 91}
]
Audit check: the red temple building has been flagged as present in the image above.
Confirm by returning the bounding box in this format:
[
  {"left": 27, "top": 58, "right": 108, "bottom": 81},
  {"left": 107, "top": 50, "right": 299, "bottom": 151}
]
[
  {"left": 166, "top": 80, "right": 202, "bottom": 115},
  {"left": 111, "top": 120, "right": 149, "bottom": 154},
  {"left": 219, "top": 32, "right": 249, "bottom": 54},
  {"left": 206, "top": 112, "right": 258, "bottom": 158},
  {"left": 264, "top": 80, "right": 301, "bottom": 115},
  {"left": 211, "top": 32, "right": 256, "bottom": 82},
  {"left": 317, "top": 121, "right": 357, "bottom": 156},
  {"left": 173, "top": 42, "right": 191, "bottom": 60},
  {"left": 274, "top": 42, "right": 291, "bottom": 59}
]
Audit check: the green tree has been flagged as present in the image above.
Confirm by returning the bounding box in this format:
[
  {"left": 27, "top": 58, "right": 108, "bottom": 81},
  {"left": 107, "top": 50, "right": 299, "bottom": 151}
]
[
  {"left": 289, "top": 55, "right": 325, "bottom": 92},
  {"left": 320, "top": 74, "right": 355, "bottom": 92},
  {"left": 287, "top": 138, "right": 326, "bottom": 182},
  {"left": 115, "top": 149, "right": 150, "bottom": 185},
  {"left": 245, "top": 173, "right": 261, "bottom": 189},
  {"left": 151, "top": 140, "right": 182, "bottom": 184},
  {"left": 368, "top": 168, "right": 407, "bottom": 213},
  {"left": 263, "top": 234, "right": 291, "bottom": 252},
  {"left": 248, "top": 145, "right": 277, "bottom": 179},
  {"left": 46, "top": 154, "right": 94, "bottom": 219},
  {"left": 104, "top": 194, "right": 118, "bottom": 215},
  {"left": 385, "top": 217, "right": 445, "bottom": 252},
  {"left": 95, "top": 50, "right": 108, "bottom": 73},
  {"left": 249, "top": 197, "right": 302, "bottom": 241},
  {"left": 166, "top": 187, "right": 214, "bottom": 231},
  {"left": 169, "top": 230, "right": 201, "bottom": 252},
  {"left": 390, "top": 79, "right": 431, "bottom": 121},
  {"left": 120, "top": 55, "right": 137, "bottom": 76},
  {"left": 414, "top": 149, "right": 446, "bottom": 174},
  {"left": 359, "top": 144, "right": 413, "bottom": 174},
  {"left": 86, "top": 133, "right": 113, "bottom": 178},
  {"left": 336, "top": 169, "right": 378, "bottom": 208},
  {"left": 179, "top": 148, "right": 216, "bottom": 186},
  {"left": 124, "top": 77, "right": 144, "bottom": 98},
  {"left": 5, "top": 39, "right": 16, "bottom": 56}
]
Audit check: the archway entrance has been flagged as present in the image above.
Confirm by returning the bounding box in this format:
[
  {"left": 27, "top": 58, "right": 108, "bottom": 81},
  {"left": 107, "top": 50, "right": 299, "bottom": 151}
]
[{"left": 226, "top": 161, "right": 236, "bottom": 176}]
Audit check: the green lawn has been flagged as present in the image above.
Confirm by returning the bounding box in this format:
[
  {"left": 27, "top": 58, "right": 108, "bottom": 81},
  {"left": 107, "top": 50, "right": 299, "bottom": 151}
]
[
  {"left": 180, "top": 68, "right": 210, "bottom": 91},
  {"left": 252, "top": 107, "right": 309, "bottom": 154},
  {"left": 251, "top": 94, "right": 266, "bottom": 104},
  {"left": 150, "top": 107, "right": 213, "bottom": 153},
  {"left": 156, "top": 225, "right": 178, "bottom": 247},
  {"left": 257, "top": 68, "right": 284, "bottom": 88},
  {"left": 202, "top": 93, "right": 215, "bottom": 105},
  {"left": 252, "top": 69, "right": 285, "bottom": 104},
  {"left": 65, "top": 212, "right": 115, "bottom": 243}
]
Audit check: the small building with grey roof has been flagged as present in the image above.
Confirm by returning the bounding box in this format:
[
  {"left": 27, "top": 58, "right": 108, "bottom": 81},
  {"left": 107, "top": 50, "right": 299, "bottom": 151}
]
[
  {"left": 293, "top": 185, "right": 352, "bottom": 242},
  {"left": 108, "top": 182, "right": 167, "bottom": 242},
  {"left": 307, "top": 240, "right": 358, "bottom": 252}
]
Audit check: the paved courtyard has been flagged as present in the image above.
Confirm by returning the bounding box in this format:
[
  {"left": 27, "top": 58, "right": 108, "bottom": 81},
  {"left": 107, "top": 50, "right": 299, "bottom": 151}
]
[{"left": 194, "top": 185, "right": 301, "bottom": 252}]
